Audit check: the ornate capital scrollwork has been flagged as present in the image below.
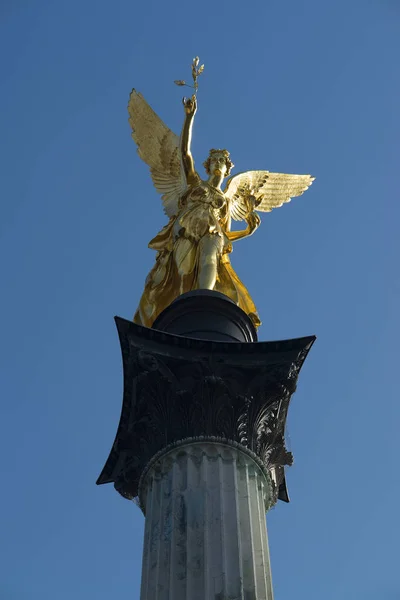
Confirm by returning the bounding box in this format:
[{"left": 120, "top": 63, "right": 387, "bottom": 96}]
[{"left": 97, "top": 317, "right": 315, "bottom": 505}]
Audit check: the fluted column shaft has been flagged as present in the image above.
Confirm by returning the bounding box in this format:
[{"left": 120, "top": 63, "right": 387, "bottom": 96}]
[{"left": 139, "top": 441, "right": 274, "bottom": 600}]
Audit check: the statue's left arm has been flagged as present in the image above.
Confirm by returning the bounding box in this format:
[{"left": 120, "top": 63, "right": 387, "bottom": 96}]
[{"left": 226, "top": 212, "right": 260, "bottom": 242}]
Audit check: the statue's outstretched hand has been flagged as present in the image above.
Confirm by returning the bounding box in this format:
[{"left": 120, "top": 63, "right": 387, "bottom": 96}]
[
  {"left": 183, "top": 95, "right": 197, "bottom": 116},
  {"left": 246, "top": 212, "right": 261, "bottom": 234}
]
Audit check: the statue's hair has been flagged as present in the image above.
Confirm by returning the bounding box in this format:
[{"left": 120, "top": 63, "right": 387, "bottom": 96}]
[{"left": 203, "top": 149, "right": 234, "bottom": 177}]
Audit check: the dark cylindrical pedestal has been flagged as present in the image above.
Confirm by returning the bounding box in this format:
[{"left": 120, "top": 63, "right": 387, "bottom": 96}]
[{"left": 152, "top": 290, "right": 257, "bottom": 342}]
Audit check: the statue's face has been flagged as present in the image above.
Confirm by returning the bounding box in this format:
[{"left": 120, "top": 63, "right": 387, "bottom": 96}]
[{"left": 209, "top": 153, "right": 227, "bottom": 177}]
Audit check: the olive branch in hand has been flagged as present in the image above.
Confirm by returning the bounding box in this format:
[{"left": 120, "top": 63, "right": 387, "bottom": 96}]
[{"left": 174, "top": 56, "right": 204, "bottom": 95}]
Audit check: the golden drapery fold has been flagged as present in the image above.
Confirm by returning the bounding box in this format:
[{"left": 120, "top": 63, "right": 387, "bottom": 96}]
[{"left": 133, "top": 220, "right": 261, "bottom": 329}]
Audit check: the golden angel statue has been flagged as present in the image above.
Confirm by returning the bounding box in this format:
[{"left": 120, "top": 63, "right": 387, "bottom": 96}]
[{"left": 128, "top": 74, "right": 314, "bottom": 329}]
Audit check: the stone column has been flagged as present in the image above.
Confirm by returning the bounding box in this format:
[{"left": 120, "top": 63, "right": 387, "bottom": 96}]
[{"left": 139, "top": 440, "right": 274, "bottom": 600}]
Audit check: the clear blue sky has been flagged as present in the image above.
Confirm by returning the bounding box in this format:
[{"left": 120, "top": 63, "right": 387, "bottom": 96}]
[{"left": 0, "top": 1, "right": 398, "bottom": 598}]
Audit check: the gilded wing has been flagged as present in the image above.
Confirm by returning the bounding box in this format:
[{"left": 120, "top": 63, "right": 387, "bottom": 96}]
[
  {"left": 224, "top": 170, "right": 315, "bottom": 220},
  {"left": 128, "top": 89, "right": 187, "bottom": 217}
]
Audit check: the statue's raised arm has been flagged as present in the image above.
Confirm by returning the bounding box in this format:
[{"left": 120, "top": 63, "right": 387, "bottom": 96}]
[{"left": 180, "top": 95, "right": 199, "bottom": 185}]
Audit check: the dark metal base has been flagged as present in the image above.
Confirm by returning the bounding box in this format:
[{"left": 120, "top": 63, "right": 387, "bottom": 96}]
[{"left": 152, "top": 290, "right": 258, "bottom": 342}]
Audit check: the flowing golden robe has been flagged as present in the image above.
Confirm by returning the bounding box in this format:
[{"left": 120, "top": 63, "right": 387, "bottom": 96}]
[{"left": 134, "top": 181, "right": 261, "bottom": 328}]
